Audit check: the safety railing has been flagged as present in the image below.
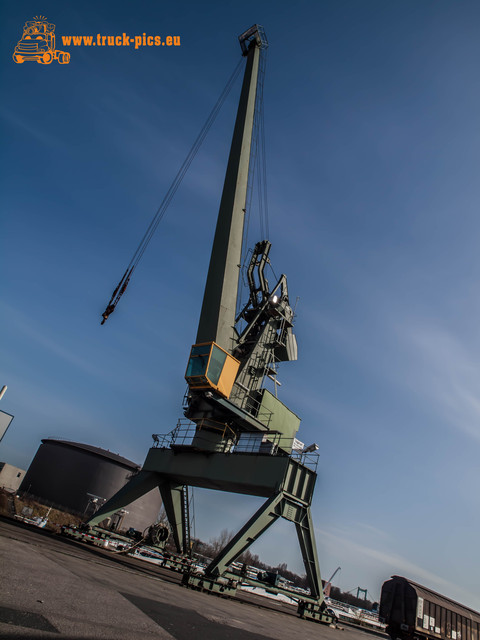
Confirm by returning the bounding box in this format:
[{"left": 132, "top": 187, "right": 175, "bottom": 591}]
[
  {"left": 290, "top": 449, "right": 319, "bottom": 472},
  {"left": 151, "top": 422, "right": 319, "bottom": 471}
]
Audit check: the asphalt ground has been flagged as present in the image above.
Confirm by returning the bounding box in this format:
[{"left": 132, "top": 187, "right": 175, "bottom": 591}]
[{"left": 0, "top": 518, "right": 383, "bottom": 640}]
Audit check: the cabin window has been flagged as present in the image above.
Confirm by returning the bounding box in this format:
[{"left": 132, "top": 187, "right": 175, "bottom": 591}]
[
  {"left": 186, "top": 345, "right": 210, "bottom": 378},
  {"left": 207, "top": 344, "right": 227, "bottom": 385}
]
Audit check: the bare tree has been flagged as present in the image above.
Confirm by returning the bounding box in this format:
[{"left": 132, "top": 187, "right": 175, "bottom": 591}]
[{"left": 208, "top": 528, "right": 234, "bottom": 556}]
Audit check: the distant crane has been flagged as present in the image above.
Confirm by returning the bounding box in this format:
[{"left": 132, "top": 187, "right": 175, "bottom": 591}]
[
  {"left": 356, "top": 587, "right": 368, "bottom": 601},
  {"left": 327, "top": 566, "right": 341, "bottom": 584},
  {"left": 323, "top": 566, "right": 341, "bottom": 596},
  {"left": 346, "top": 586, "right": 370, "bottom": 601}
]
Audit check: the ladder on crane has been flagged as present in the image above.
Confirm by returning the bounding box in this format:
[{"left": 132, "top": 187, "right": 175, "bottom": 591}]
[{"left": 180, "top": 486, "right": 191, "bottom": 555}]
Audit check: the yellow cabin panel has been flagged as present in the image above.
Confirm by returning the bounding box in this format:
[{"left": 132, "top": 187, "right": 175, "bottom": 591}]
[{"left": 185, "top": 342, "right": 239, "bottom": 399}]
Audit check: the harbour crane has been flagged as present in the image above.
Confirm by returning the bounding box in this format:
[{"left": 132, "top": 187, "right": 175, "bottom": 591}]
[
  {"left": 88, "top": 25, "right": 332, "bottom": 624},
  {"left": 324, "top": 566, "right": 341, "bottom": 595}
]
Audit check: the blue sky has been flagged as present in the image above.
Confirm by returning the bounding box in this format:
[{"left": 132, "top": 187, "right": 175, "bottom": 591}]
[{"left": 1, "top": 0, "right": 479, "bottom": 609}]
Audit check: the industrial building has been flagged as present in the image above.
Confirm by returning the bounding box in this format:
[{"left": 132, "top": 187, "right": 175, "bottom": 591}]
[
  {"left": 0, "top": 462, "right": 26, "bottom": 492},
  {"left": 19, "top": 439, "right": 162, "bottom": 532}
]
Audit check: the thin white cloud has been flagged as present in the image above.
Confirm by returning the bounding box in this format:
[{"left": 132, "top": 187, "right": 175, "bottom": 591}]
[
  {"left": 4, "top": 372, "right": 100, "bottom": 432},
  {"left": 395, "top": 320, "right": 480, "bottom": 443},
  {"left": 0, "top": 301, "right": 103, "bottom": 380},
  {"left": 0, "top": 301, "right": 164, "bottom": 394},
  {"left": 317, "top": 526, "right": 478, "bottom": 608},
  {"left": 302, "top": 270, "right": 480, "bottom": 446},
  {"left": 0, "top": 108, "right": 64, "bottom": 148},
  {"left": 353, "top": 522, "right": 389, "bottom": 538}
]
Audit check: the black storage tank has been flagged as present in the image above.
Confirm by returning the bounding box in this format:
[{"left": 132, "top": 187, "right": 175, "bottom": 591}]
[{"left": 20, "top": 439, "right": 162, "bottom": 531}]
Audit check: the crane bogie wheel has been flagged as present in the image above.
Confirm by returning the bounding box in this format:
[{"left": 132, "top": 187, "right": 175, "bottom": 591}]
[{"left": 147, "top": 523, "right": 169, "bottom": 546}]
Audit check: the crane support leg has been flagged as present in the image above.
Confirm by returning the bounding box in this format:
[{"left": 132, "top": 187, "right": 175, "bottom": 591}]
[
  {"left": 86, "top": 470, "right": 161, "bottom": 527},
  {"left": 85, "top": 472, "right": 188, "bottom": 554},
  {"left": 193, "top": 490, "right": 324, "bottom": 606},
  {"left": 158, "top": 482, "right": 186, "bottom": 553},
  {"left": 205, "top": 492, "right": 283, "bottom": 577},
  {"left": 294, "top": 506, "right": 323, "bottom": 601}
]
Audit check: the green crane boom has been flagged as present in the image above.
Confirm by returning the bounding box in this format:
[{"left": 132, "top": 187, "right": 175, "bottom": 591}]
[{"left": 196, "top": 34, "right": 261, "bottom": 353}]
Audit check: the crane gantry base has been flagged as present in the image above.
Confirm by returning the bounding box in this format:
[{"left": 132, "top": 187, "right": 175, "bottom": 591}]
[{"left": 87, "top": 444, "right": 325, "bottom": 603}]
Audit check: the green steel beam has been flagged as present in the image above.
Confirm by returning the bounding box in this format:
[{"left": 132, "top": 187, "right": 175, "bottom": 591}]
[
  {"left": 195, "top": 40, "right": 261, "bottom": 354},
  {"left": 86, "top": 470, "right": 161, "bottom": 527},
  {"left": 143, "top": 447, "right": 291, "bottom": 497},
  {"left": 205, "top": 492, "right": 284, "bottom": 577},
  {"left": 158, "top": 482, "right": 185, "bottom": 553},
  {"left": 294, "top": 506, "right": 324, "bottom": 602},
  {"left": 202, "top": 488, "right": 324, "bottom": 604}
]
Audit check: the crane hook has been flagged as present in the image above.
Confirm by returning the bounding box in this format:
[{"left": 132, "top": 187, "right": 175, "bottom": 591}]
[{"left": 100, "top": 268, "right": 133, "bottom": 325}]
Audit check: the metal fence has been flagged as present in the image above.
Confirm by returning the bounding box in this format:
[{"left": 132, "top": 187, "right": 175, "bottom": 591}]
[{"left": 151, "top": 421, "right": 319, "bottom": 471}]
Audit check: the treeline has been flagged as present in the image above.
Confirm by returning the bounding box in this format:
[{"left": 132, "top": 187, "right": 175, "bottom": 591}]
[
  {"left": 192, "top": 532, "right": 309, "bottom": 589},
  {"left": 186, "top": 528, "right": 376, "bottom": 610}
]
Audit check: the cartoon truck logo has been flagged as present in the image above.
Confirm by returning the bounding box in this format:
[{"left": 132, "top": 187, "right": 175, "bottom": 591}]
[{"left": 13, "top": 16, "right": 70, "bottom": 64}]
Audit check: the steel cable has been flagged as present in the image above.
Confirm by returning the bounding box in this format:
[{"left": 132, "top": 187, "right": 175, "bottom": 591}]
[
  {"left": 128, "top": 57, "right": 245, "bottom": 272},
  {"left": 101, "top": 57, "right": 245, "bottom": 323}
]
